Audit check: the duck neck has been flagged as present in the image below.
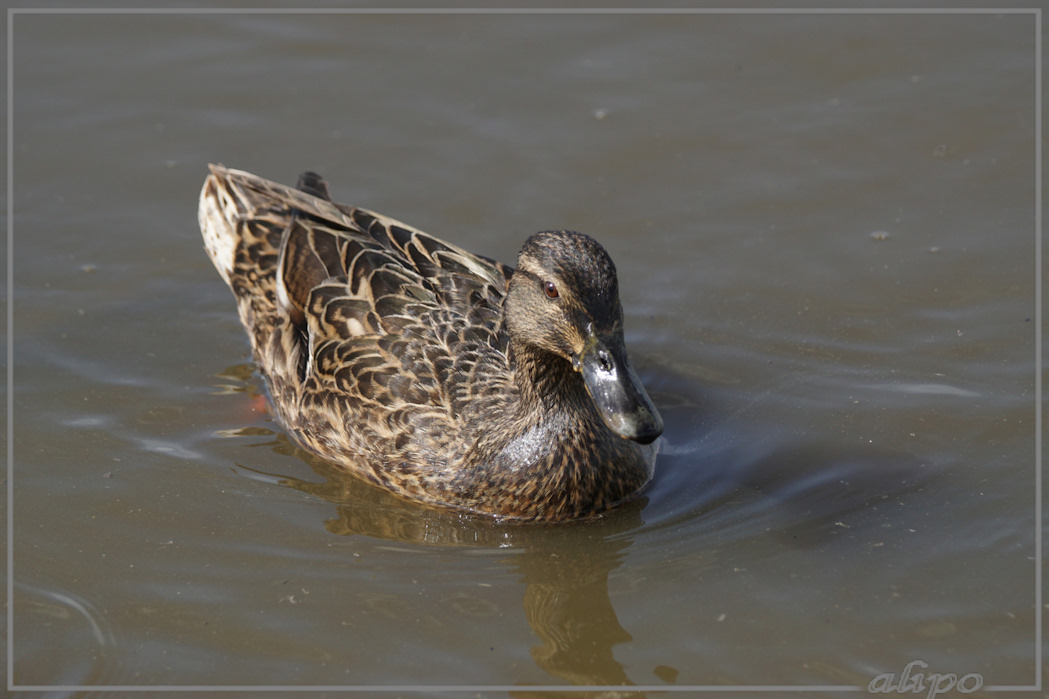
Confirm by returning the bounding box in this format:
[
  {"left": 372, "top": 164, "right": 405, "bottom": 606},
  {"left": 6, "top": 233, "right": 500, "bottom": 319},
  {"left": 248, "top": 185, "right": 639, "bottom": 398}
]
[{"left": 510, "top": 342, "right": 591, "bottom": 422}]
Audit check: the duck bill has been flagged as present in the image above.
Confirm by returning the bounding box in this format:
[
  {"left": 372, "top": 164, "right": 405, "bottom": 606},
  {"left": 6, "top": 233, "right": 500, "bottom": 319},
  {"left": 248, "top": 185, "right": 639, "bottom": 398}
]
[{"left": 574, "top": 330, "right": 663, "bottom": 445}]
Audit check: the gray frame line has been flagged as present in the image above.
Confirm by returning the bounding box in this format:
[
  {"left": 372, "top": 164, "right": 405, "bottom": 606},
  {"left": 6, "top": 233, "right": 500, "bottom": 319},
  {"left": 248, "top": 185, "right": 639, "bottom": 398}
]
[
  {"left": 5, "top": 5, "right": 13, "bottom": 695},
  {"left": 2, "top": 6, "right": 1043, "bottom": 14},
  {"left": 6, "top": 5, "right": 1042, "bottom": 695},
  {"left": 11, "top": 684, "right": 866, "bottom": 694}
]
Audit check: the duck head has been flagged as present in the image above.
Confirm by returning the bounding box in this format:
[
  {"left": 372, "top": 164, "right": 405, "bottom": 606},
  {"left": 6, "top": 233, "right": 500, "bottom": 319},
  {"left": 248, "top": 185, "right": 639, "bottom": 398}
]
[{"left": 505, "top": 231, "right": 663, "bottom": 445}]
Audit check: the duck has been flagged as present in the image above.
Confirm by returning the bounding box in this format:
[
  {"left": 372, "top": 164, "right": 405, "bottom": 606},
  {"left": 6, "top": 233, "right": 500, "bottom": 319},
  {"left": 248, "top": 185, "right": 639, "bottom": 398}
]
[{"left": 198, "top": 164, "right": 662, "bottom": 520}]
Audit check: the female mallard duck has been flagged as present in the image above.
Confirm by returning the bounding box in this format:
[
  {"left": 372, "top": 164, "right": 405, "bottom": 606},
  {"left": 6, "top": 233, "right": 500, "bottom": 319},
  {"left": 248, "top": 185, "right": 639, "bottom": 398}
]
[{"left": 198, "top": 165, "right": 662, "bottom": 520}]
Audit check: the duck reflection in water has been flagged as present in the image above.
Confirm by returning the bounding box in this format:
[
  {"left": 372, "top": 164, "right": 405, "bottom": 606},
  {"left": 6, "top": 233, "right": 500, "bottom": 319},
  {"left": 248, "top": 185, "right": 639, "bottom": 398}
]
[
  {"left": 237, "top": 431, "right": 656, "bottom": 692},
  {"left": 515, "top": 534, "right": 635, "bottom": 693}
]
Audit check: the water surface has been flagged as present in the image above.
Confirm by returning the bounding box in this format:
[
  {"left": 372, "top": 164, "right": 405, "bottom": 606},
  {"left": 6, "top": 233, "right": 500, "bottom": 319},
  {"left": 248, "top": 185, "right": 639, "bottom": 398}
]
[{"left": 10, "top": 9, "right": 1040, "bottom": 695}]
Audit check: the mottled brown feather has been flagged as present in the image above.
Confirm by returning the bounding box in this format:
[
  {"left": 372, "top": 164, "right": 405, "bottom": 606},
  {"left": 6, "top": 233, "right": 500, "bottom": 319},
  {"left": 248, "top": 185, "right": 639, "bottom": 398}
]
[{"left": 198, "top": 164, "right": 658, "bottom": 520}]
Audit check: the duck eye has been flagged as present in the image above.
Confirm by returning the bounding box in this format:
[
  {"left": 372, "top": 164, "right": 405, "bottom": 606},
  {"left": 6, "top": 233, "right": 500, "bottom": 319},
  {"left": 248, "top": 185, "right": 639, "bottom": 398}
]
[{"left": 543, "top": 281, "right": 559, "bottom": 299}]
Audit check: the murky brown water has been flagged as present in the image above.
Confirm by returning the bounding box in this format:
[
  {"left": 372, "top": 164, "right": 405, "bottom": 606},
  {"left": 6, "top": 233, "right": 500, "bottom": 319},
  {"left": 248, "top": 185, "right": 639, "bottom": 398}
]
[{"left": 10, "top": 9, "right": 1041, "bottom": 696}]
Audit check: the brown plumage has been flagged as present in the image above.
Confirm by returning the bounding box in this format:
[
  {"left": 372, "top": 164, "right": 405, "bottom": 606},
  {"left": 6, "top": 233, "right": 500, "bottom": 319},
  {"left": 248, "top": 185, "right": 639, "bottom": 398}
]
[{"left": 198, "top": 165, "right": 662, "bottom": 520}]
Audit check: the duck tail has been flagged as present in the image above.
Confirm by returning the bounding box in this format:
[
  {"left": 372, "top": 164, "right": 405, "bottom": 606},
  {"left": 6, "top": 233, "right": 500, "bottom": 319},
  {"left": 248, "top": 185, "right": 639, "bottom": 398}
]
[
  {"left": 199, "top": 164, "right": 300, "bottom": 374},
  {"left": 198, "top": 163, "right": 284, "bottom": 289}
]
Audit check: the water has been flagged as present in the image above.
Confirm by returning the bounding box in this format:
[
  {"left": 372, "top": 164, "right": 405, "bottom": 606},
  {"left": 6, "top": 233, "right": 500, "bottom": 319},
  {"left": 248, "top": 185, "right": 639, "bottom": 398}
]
[{"left": 10, "top": 9, "right": 1040, "bottom": 695}]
